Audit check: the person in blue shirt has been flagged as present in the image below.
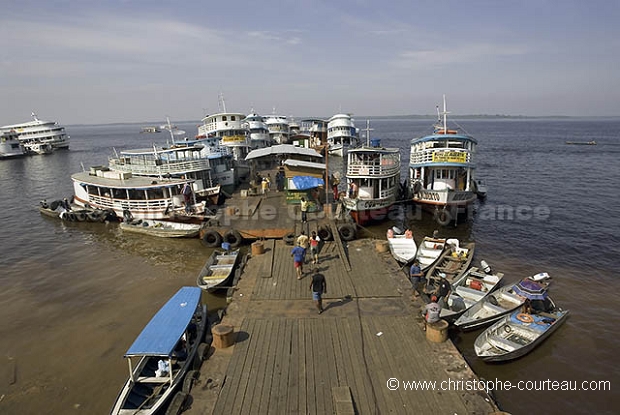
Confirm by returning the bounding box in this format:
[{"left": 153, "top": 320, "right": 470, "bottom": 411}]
[
  {"left": 291, "top": 244, "right": 306, "bottom": 279},
  {"left": 409, "top": 260, "right": 423, "bottom": 295}
]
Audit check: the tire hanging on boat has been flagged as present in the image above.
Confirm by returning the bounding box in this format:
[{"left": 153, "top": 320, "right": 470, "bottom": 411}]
[
  {"left": 63, "top": 211, "right": 76, "bottom": 221},
  {"left": 75, "top": 212, "right": 87, "bottom": 222},
  {"left": 223, "top": 229, "right": 243, "bottom": 248},
  {"left": 317, "top": 226, "right": 333, "bottom": 241},
  {"left": 202, "top": 230, "right": 223, "bottom": 248},
  {"left": 338, "top": 223, "right": 357, "bottom": 241},
  {"left": 283, "top": 232, "right": 296, "bottom": 245},
  {"left": 435, "top": 209, "right": 451, "bottom": 226},
  {"left": 122, "top": 209, "right": 133, "bottom": 222}
]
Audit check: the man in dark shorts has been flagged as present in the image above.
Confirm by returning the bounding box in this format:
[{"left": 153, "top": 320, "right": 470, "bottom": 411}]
[
  {"left": 435, "top": 272, "right": 451, "bottom": 308},
  {"left": 310, "top": 273, "right": 327, "bottom": 314}
]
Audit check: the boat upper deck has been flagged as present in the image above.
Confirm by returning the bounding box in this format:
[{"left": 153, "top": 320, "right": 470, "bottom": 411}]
[{"left": 72, "top": 170, "right": 190, "bottom": 189}]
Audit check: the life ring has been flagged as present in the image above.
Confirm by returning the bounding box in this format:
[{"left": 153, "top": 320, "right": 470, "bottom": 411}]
[
  {"left": 516, "top": 313, "right": 534, "bottom": 324},
  {"left": 223, "top": 229, "right": 243, "bottom": 248},
  {"left": 317, "top": 226, "right": 333, "bottom": 241},
  {"left": 435, "top": 209, "right": 451, "bottom": 226},
  {"left": 202, "top": 230, "right": 222, "bottom": 248},
  {"left": 122, "top": 209, "right": 134, "bottom": 222},
  {"left": 338, "top": 223, "right": 356, "bottom": 241},
  {"left": 283, "top": 232, "right": 296, "bottom": 245}
]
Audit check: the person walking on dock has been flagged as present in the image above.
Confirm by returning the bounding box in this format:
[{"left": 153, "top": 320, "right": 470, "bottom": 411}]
[
  {"left": 291, "top": 243, "right": 306, "bottom": 280},
  {"left": 409, "top": 259, "right": 423, "bottom": 296},
  {"left": 310, "top": 273, "right": 327, "bottom": 314},
  {"left": 300, "top": 197, "right": 309, "bottom": 223},
  {"left": 297, "top": 231, "right": 309, "bottom": 260},
  {"left": 310, "top": 231, "right": 320, "bottom": 264}
]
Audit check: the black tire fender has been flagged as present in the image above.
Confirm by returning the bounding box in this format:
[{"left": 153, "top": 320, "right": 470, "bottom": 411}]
[
  {"left": 283, "top": 232, "right": 295, "bottom": 245},
  {"left": 317, "top": 226, "right": 333, "bottom": 241},
  {"left": 165, "top": 391, "right": 188, "bottom": 415},
  {"left": 122, "top": 209, "right": 133, "bottom": 222},
  {"left": 75, "top": 212, "right": 87, "bottom": 222},
  {"left": 202, "top": 230, "right": 223, "bottom": 248},
  {"left": 223, "top": 229, "right": 243, "bottom": 248},
  {"left": 338, "top": 223, "right": 356, "bottom": 241}
]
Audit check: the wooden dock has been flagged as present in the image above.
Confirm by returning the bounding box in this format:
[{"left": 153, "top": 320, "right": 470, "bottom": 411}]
[{"left": 186, "top": 234, "right": 498, "bottom": 414}]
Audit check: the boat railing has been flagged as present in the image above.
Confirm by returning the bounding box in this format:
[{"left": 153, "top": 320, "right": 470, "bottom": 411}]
[
  {"left": 409, "top": 148, "right": 471, "bottom": 165},
  {"left": 347, "top": 163, "right": 399, "bottom": 177},
  {"left": 87, "top": 194, "right": 172, "bottom": 211},
  {"left": 109, "top": 158, "right": 211, "bottom": 175}
]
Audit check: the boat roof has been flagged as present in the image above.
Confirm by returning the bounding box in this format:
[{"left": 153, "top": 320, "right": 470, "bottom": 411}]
[
  {"left": 245, "top": 144, "right": 323, "bottom": 160},
  {"left": 411, "top": 133, "right": 477, "bottom": 145},
  {"left": 125, "top": 287, "right": 201, "bottom": 357},
  {"left": 348, "top": 145, "right": 399, "bottom": 154},
  {"left": 71, "top": 171, "right": 191, "bottom": 188},
  {"left": 283, "top": 159, "right": 326, "bottom": 170},
  {"left": 119, "top": 144, "right": 204, "bottom": 155}
]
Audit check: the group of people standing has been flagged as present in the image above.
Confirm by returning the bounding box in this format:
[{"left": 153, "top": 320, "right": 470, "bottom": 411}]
[
  {"left": 290, "top": 230, "right": 325, "bottom": 314},
  {"left": 257, "top": 170, "right": 285, "bottom": 194}
]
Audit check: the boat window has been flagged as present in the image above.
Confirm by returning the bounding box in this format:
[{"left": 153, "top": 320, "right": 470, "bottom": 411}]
[{"left": 222, "top": 116, "right": 227, "bottom": 121}]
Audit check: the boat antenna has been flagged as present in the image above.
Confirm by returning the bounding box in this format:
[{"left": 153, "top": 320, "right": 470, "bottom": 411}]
[
  {"left": 166, "top": 116, "right": 176, "bottom": 145},
  {"left": 31, "top": 112, "right": 39, "bottom": 121},
  {"left": 364, "top": 120, "right": 374, "bottom": 146},
  {"left": 218, "top": 92, "right": 227, "bottom": 113},
  {"left": 113, "top": 147, "right": 119, "bottom": 159},
  {"left": 441, "top": 94, "right": 450, "bottom": 132},
  {"left": 80, "top": 161, "right": 85, "bottom": 172}
]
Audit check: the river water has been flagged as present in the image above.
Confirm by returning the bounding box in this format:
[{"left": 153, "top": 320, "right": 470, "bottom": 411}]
[{"left": 0, "top": 119, "right": 618, "bottom": 414}]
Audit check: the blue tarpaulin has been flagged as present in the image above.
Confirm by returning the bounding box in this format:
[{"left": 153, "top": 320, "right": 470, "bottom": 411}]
[
  {"left": 290, "top": 176, "right": 324, "bottom": 190},
  {"left": 125, "top": 287, "right": 201, "bottom": 357}
]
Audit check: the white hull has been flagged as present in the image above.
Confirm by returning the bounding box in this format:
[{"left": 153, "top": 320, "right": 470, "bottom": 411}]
[
  {"left": 386, "top": 234, "right": 418, "bottom": 264},
  {"left": 120, "top": 220, "right": 201, "bottom": 238},
  {"left": 1, "top": 113, "right": 70, "bottom": 151}
]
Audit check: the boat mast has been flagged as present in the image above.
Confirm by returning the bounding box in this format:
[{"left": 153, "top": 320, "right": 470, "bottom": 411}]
[
  {"left": 442, "top": 94, "right": 449, "bottom": 132},
  {"left": 364, "top": 120, "right": 373, "bottom": 147},
  {"left": 218, "top": 93, "right": 227, "bottom": 113},
  {"left": 166, "top": 116, "right": 175, "bottom": 145}
]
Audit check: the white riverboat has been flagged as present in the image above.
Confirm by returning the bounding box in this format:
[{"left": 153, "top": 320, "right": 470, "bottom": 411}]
[
  {"left": 71, "top": 167, "right": 206, "bottom": 221},
  {"left": 342, "top": 122, "right": 400, "bottom": 225},
  {"left": 108, "top": 144, "right": 221, "bottom": 205},
  {"left": 1, "top": 112, "right": 70, "bottom": 151},
  {"left": 0, "top": 130, "right": 26, "bottom": 159},
  {"left": 409, "top": 96, "right": 477, "bottom": 224},
  {"left": 327, "top": 113, "right": 359, "bottom": 157}
]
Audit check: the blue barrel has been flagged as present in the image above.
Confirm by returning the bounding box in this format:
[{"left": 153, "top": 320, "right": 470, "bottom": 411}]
[
  {"left": 221, "top": 242, "right": 231, "bottom": 251},
  {"left": 370, "top": 138, "right": 381, "bottom": 147}
]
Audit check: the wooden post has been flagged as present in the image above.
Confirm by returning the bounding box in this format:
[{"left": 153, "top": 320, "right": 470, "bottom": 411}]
[
  {"left": 212, "top": 324, "right": 235, "bottom": 348},
  {"left": 251, "top": 241, "right": 265, "bottom": 255},
  {"left": 426, "top": 319, "right": 449, "bottom": 343}
]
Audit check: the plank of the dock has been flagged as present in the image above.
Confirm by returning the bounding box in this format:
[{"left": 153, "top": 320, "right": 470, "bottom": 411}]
[{"left": 254, "top": 238, "right": 275, "bottom": 278}]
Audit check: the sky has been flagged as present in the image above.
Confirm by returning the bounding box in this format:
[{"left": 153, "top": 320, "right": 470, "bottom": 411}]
[{"left": 1, "top": 0, "right": 619, "bottom": 125}]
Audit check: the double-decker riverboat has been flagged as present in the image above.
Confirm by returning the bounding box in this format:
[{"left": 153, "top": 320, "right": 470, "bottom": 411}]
[{"left": 409, "top": 96, "right": 477, "bottom": 224}]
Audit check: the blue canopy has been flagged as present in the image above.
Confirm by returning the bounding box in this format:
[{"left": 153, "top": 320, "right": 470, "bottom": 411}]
[
  {"left": 125, "top": 287, "right": 201, "bottom": 357},
  {"left": 513, "top": 278, "right": 549, "bottom": 301},
  {"left": 291, "top": 176, "right": 324, "bottom": 190}
]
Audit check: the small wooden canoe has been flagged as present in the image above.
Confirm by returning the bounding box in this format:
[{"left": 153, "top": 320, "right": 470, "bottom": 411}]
[
  {"left": 120, "top": 219, "right": 201, "bottom": 238},
  {"left": 196, "top": 249, "right": 240, "bottom": 291}
]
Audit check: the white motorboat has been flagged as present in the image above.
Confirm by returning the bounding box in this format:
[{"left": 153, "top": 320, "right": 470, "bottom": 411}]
[
  {"left": 454, "top": 273, "right": 552, "bottom": 331},
  {"left": 110, "top": 287, "right": 207, "bottom": 414},
  {"left": 409, "top": 96, "right": 477, "bottom": 224},
  {"left": 120, "top": 219, "right": 201, "bottom": 238},
  {"left": 1, "top": 112, "right": 70, "bottom": 150},
  {"left": 415, "top": 236, "right": 447, "bottom": 271},
  {"left": 439, "top": 266, "right": 504, "bottom": 321},
  {"left": 386, "top": 228, "right": 417, "bottom": 264},
  {"left": 474, "top": 294, "right": 569, "bottom": 362}
]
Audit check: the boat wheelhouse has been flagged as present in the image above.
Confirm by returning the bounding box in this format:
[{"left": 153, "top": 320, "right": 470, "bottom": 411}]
[
  {"left": 71, "top": 167, "right": 206, "bottom": 221},
  {"left": 409, "top": 96, "right": 477, "bottom": 224},
  {"left": 265, "top": 114, "right": 291, "bottom": 145},
  {"left": 0, "top": 130, "right": 26, "bottom": 158},
  {"left": 327, "top": 113, "right": 359, "bottom": 157},
  {"left": 1, "top": 112, "right": 70, "bottom": 150},
  {"left": 183, "top": 136, "right": 236, "bottom": 194},
  {"left": 300, "top": 118, "right": 328, "bottom": 150},
  {"left": 108, "top": 144, "right": 220, "bottom": 204},
  {"left": 342, "top": 123, "right": 400, "bottom": 225},
  {"left": 243, "top": 111, "right": 270, "bottom": 148}
]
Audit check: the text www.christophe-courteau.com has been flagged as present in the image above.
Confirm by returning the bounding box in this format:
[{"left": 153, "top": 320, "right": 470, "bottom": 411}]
[{"left": 386, "top": 378, "right": 611, "bottom": 393}]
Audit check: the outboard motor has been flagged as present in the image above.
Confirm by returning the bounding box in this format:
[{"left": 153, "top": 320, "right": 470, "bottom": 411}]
[{"left": 480, "top": 260, "right": 492, "bottom": 274}]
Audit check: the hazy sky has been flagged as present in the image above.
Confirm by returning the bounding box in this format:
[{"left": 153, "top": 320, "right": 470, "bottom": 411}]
[{"left": 1, "top": 0, "right": 619, "bottom": 124}]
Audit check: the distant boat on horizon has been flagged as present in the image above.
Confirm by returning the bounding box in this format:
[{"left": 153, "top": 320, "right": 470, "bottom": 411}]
[{"left": 565, "top": 140, "right": 596, "bottom": 145}]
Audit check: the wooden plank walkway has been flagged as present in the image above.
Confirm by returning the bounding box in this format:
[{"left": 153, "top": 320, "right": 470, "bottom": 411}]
[{"left": 189, "top": 238, "right": 498, "bottom": 415}]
